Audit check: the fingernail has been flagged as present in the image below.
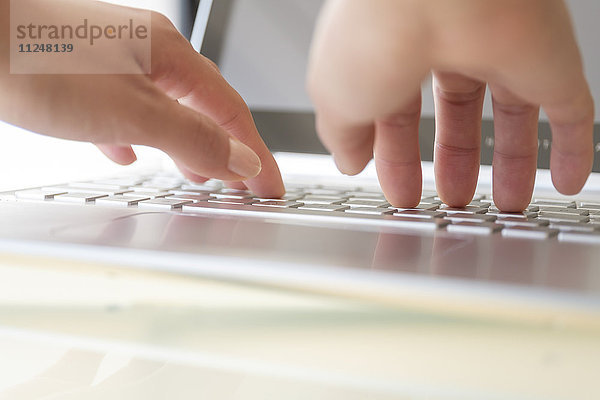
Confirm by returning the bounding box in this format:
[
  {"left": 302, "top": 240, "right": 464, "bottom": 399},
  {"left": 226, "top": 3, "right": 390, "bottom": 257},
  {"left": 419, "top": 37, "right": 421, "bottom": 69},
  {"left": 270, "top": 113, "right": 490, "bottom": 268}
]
[{"left": 228, "top": 138, "right": 262, "bottom": 178}]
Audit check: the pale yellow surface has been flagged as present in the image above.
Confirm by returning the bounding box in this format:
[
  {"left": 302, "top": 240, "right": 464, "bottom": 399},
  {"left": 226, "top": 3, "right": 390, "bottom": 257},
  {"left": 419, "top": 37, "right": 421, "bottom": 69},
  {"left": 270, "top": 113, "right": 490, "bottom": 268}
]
[{"left": 0, "top": 253, "right": 599, "bottom": 400}]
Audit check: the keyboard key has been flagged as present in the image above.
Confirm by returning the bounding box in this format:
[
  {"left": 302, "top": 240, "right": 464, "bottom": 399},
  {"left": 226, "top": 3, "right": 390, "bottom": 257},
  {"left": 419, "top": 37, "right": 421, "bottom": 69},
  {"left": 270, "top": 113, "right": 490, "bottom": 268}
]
[
  {"left": 443, "top": 214, "right": 497, "bottom": 223},
  {"left": 140, "top": 182, "right": 182, "bottom": 191},
  {"left": 419, "top": 197, "right": 443, "bottom": 205},
  {"left": 181, "top": 182, "right": 222, "bottom": 191},
  {"left": 345, "top": 207, "right": 394, "bottom": 215},
  {"left": 387, "top": 216, "right": 450, "bottom": 230},
  {"left": 93, "top": 178, "right": 145, "bottom": 187},
  {"left": 121, "top": 191, "right": 170, "bottom": 199},
  {"left": 210, "top": 190, "right": 254, "bottom": 200},
  {"left": 131, "top": 185, "right": 177, "bottom": 193},
  {"left": 447, "top": 222, "right": 503, "bottom": 235},
  {"left": 306, "top": 188, "right": 345, "bottom": 196},
  {"left": 537, "top": 207, "right": 588, "bottom": 215},
  {"left": 41, "top": 186, "right": 130, "bottom": 196},
  {"left": 502, "top": 226, "right": 559, "bottom": 240},
  {"left": 221, "top": 188, "right": 254, "bottom": 196},
  {"left": 487, "top": 210, "right": 538, "bottom": 219},
  {"left": 549, "top": 221, "right": 600, "bottom": 233},
  {"left": 537, "top": 213, "right": 590, "bottom": 223},
  {"left": 342, "top": 199, "right": 390, "bottom": 208},
  {"left": 438, "top": 205, "right": 488, "bottom": 215},
  {"left": 54, "top": 193, "right": 108, "bottom": 204},
  {"left": 299, "top": 196, "right": 346, "bottom": 205},
  {"left": 138, "top": 198, "right": 193, "bottom": 210},
  {"left": 253, "top": 201, "right": 303, "bottom": 208},
  {"left": 558, "top": 231, "right": 600, "bottom": 244},
  {"left": 394, "top": 204, "right": 440, "bottom": 212},
  {"left": 208, "top": 198, "right": 256, "bottom": 206},
  {"left": 96, "top": 195, "right": 151, "bottom": 207},
  {"left": 68, "top": 182, "right": 127, "bottom": 190},
  {"left": 346, "top": 191, "right": 386, "bottom": 200},
  {"left": 313, "top": 185, "right": 361, "bottom": 192},
  {"left": 495, "top": 217, "right": 549, "bottom": 228},
  {"left": 15, "top": 189, "right": 67, "bottom": 201},
  {"left": 169, "top": 189, "right": 212, "bottom": 196},
  {"left": 298, "top": 204, "right": 348, "bottom": 212},
  {"left": 489, "top": 205, "right": 539, "bottom": 213},
  {"left": 166, "top": 194, "right": 213, "bottom": 202},
  {"left": 393, "top": 210, "right": 445, "bottom": 219},
  {"left": 577, "top": 202, "right": 600, "bottom": 211},
  {"left": 531, "top": 200, "right": 576, "bottom": 209},
  {"left": 285, "top": 183, "right": 320, "bottom": 191},
  {"left": 255, "top": 194, "right": 303, "bottom": 201},
  {"left": 465, "top": 201, "right": 491, "bottom": 208}
]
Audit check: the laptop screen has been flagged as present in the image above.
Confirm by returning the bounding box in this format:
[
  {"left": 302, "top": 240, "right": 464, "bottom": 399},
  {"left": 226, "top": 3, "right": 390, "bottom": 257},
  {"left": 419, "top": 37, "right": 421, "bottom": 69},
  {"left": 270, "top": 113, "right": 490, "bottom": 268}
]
[{"left": 192, "top": 0, "right": 600, "bottom": 172}]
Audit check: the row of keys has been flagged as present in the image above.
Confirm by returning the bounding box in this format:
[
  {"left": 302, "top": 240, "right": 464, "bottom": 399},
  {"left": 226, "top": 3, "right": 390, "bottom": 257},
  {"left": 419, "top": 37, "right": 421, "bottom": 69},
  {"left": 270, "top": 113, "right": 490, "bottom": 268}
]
[
  {"left": 8, "top": 181, "right": 600, "bottom": 244},
  {"left": 14, "top": 185, "right": 600, "bottom": 215}
]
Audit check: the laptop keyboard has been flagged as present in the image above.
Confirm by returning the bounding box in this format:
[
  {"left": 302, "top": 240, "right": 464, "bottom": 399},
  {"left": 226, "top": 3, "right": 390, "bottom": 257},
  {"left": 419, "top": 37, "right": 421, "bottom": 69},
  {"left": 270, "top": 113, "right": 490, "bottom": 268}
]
[{"left": 3, "top": 174, "right": 600, "bottom": 244}]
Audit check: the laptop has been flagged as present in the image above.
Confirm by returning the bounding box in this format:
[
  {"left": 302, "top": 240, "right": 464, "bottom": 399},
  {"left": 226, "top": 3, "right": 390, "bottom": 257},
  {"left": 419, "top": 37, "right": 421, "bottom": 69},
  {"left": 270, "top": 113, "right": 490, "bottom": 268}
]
[{"left": 0, "top": 0, "right": 599, "bottom": 331}]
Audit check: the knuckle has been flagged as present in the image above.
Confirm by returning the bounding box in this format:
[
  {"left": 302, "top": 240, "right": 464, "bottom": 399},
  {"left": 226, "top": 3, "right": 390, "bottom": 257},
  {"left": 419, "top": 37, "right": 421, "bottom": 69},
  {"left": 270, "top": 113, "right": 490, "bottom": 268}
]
[
  {"left": 493, "top": 101, "right": 537, "bottom": 118},
  {"left": 376, "top": 155, "right": 420, "bottom": 169},
  {"left": 378, "top": 109, "right": 421, "bottom": 129},
  {"left": 493, "top": 148, "right": 537, "bottom": 162},
  {"left": 151, "top": 11, "right": 176, "bottom": 31},
  {"left": 435, "top": 84, "right": 485, "bottom": 106},
  {"left": 435, "top": 142, "right": 480, "bottom": 157},
  {"left": 217, "top": 104, "right": 252, "bottom": 141},
  {"left": 202, "top": 56, "right": 221, "bottom": 73},
  {"left": 433, "top": 2, "right": 551, "bottom": 65},
  {"left": 151, "top": 11, "right": 188, "bottom": 49}
]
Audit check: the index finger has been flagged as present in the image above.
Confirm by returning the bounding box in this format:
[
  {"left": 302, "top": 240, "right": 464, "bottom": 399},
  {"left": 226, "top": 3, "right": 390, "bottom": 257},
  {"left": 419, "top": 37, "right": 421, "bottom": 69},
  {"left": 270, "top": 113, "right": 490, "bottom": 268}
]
[{"left": 148, "top": 15, "right": 284, "bottom": 198}]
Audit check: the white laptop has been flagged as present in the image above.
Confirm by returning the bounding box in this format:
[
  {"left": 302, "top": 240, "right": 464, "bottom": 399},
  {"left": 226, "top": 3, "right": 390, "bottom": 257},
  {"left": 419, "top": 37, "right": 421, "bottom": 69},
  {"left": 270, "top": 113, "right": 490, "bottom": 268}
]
[{"left": 0, "top": 0, "right": 599, "bottom": 330}]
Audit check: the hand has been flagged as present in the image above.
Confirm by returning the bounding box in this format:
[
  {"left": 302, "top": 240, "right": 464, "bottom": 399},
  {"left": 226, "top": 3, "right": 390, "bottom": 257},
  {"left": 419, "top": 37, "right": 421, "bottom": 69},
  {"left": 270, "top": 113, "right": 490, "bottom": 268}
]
[
  {"left": 0, "top": 0, "right": 284, "bottom": 198},
  {"left": 307, "top": 0, "right": 595, "bottom": 211}
]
